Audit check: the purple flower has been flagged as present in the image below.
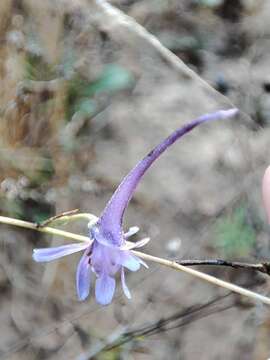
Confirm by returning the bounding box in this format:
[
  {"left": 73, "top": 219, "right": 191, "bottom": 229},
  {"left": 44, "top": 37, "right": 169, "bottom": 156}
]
[{"left": 33, "top": 108, "right": 238, "bottom": 305}]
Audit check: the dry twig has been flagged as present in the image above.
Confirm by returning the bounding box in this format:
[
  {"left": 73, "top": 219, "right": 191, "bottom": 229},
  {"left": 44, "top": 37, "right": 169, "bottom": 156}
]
[{"left": 86, "top": 0, "right": 233, "bottom": 106}]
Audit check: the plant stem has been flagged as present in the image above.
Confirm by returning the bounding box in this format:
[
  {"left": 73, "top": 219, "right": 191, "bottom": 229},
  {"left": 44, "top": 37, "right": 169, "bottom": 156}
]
[
  {"left": 177, "top": 259, "right": 270, "bottom": 275},
  {"left": 0, "top": 215, "right": 89, "bottom": 242},
  {"left": 0, "top": 215, "right": 270, "bottom": 306},
  {"left": 36, "top": 211, "right": 97, "bottom": 228},
  {"left": 132, "top": 251, "right": 270, "bottom": 306}
]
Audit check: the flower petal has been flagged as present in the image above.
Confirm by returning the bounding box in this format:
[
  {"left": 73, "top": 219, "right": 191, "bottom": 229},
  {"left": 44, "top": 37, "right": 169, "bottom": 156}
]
[
  {"left": 121, "top": 253, "right": 141, "bottom": 272},
  {"left": 76, "top": 251, "right": 91, "bottom": 301},
  {"left": 124, "top": 226, "right": 140, "bottom": 238},
  {"left": 138, "top": 258, "right": 149, "bottom": 269},
  {"left": 121, "top": 267, "right": 131, "bottom": 299},
  {"left": 90, "top": 242, "right": 121, "bottom": 277},
  {"left": 95, "top": 274, "right": 116, "bottom": 305},
  {"left": 120, "top": 237, "right": 150, "bottom": 250},
  {"left": 90, "top": 225, "right": 121, "bottom": 248},
  {"left": 99, "top": 109, "right": 238, "bottom": 247},
  {"left": 33, "top": 242, "right": 90, "bottom": 262}
]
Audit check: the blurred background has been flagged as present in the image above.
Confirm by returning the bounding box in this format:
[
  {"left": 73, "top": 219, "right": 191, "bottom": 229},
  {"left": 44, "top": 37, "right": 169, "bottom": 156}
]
[{"left": 1, "top": 0, "right": 270, "bottom": 359}]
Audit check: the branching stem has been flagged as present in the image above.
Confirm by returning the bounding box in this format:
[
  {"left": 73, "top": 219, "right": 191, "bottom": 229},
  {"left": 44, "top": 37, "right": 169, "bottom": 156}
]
[
  {"left": 177, "top": 259, "right": 270, "bottom": 275},
  {"left": 0, "top": 215, "right": 270, "bottom": 306}
]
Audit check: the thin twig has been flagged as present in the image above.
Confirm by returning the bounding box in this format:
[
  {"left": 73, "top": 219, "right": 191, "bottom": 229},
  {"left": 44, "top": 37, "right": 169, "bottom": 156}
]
[
  {"left": 36, "top": 209, "right": 80, "bottom": 227},
  {"left": 77, "top": 326, "right": 128, "bottom": 360},
  {"left": 177, "top": 259, "right": 270, "bottom": 276},
  {"left": 102, "top": 294, "right": 233, "bottom": 354},
  {"left": 0, "top": 215, "right": 90, "bottom": 242},
  {"left": 132, "top": 251, "right": 270, "bottom": 306},
  {"left": 79, "top": 294, "right": 232, "bottom": 359},
  {"left": 88, "top": 0, "right": 233, "bottom": 106},
  {"left": 0, "top": 215, "right": 270, "bottom": 306}
]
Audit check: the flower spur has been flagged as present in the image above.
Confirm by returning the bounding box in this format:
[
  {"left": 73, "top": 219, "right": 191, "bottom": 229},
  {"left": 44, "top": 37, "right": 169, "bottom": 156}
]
[{"left": 33, "top": 108, "right": 238, "bottom": 305}]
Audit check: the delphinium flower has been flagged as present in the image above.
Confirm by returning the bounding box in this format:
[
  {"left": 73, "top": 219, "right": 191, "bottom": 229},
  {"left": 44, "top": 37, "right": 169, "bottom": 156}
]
[{"left": 33, "top": 108, "right": 238, "bottom": 305}]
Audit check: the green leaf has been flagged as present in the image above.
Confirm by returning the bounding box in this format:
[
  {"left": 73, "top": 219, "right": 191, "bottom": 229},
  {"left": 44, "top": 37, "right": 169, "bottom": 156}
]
[
  {"left": 65, "top": 64, "right": 134, "bottom": 120},
  {"left": 32, "top": 210, "right": 53, "bottom": 224},
  {"left": 75, "top": 98, "right": 96, "bottom": 116},
  {"left": 83, "top": 64, "right": 134, "bottom": 97}
]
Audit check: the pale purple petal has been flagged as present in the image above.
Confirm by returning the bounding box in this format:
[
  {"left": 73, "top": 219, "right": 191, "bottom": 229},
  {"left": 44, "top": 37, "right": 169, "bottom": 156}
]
[
  {"left": 32, "top": 243, "right": 90, "bottom": 262},
  {"left": 91, "top": 242, "right": 120, "bottom": 276},
  {"left": 121, "top": 237, "right": 150, "bottom": 250},
  {"left": 90, "top": 225, "right": 121, "bottom": 247},
  {"left": 121, "top": 267, "right": 131, "bottom": 299},
  {"left": 91, "top": 242, "right": 108, "bottom": 275},
  {"left": 76, "top": 251, "right": 91, "bottom": 301},
  {"left": 138, "top": 258, "right": 149, "bottom": 269},
  {"left": 121, "top": 253, "right": 141, "bottom": 271},
  {"left": 100, "top": 109, "right": 238, "bottom": 243},
  {"left": 95, "top": 274, "right": 116, "bottom": 305},
  {"left": 133, "top": 237, "right": 150, "bottom": 248},
  {"left": 124, "top": 226, "right": 140, "bottom": 238}
]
